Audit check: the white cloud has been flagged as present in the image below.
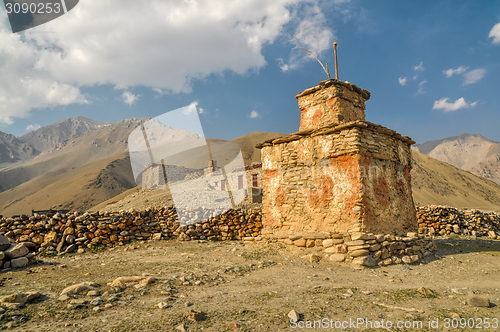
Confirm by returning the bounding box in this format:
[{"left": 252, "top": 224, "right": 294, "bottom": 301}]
[
  {"left": 1, "top": 0, "right": 317, "bottom": 124},
  {"left": 122, "top": 92, "right": 140, "bottom": 105},
  {"left": 181, "top": 101, "right": 199, "bottom": 115},
  {"left": 277, "top": 58, "right": 289, "bottom": 72},
  {"left": 443, "top": 66, "right": 468, "bottom": 77},
  {"left": 249, "top": 110, "right": 261, "bottom": 118},
  {"left": 280, "top": 2, "right": 337, "bottom": 72},
  {"left": 26, "top": 124, "right": 41, "bottom": 131},
  {"left": 0, "top": 26, "right": 88, "bottom": 125},
  {"left": 415, "top": 80, "right": 427, "bottom": 95},
  {"left": 414, "top": 62, "right": 425, "bottom": 71},
  {"left": 432, "top": 97, "right": 477, "bottom": 112},
  {"left": 489, "top": 22, "right": 500, "bottom": 44},
  {"left": 198, "top": 107, "right": 205, "bottom": 114},
  {"left": 292, "top": 5, "right": 333, "bottom": 55},
  {"left": 152, "top": 88, "right": 164, "bottom": 98},
  {"left": 398, "top": 77, "right": 407, "bottom": 86},
  {"left": 412, "top": 75, "right": 418, "bottom": 80},
  {"left": 463, "top": 68, "right": 486, "bottom": 85}
]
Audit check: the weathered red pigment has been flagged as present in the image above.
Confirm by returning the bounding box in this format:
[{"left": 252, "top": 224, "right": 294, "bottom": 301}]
[
  {"left": 321, "top": 175, "right": 334, "bottom": 205},
  {"left": 275, "top": 187, "right": 286, "bottom": 210},
  {"left": 299, "top": 109, "right": 307, "bottom": 129},
  {"left": 397, "top": 179, "right": 407, "bottom": 200},
  {"left": 312, "top": 109, "right": 322, "bottom": 126},
  {"left": 374, "top": 178, "right": 389, "bottom": 206}
]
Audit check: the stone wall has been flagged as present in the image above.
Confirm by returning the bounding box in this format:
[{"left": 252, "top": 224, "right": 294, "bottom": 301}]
[
  {"left": 258, "top": 121, "right": 416, "bottom": 236},
  {"left": 6, "top": 205, "right": 500, "bottom": 270},
  {"left": 141, "top": 164, "right": 203, "bottom": 189},
  {"left": 277, "top": 231, "right": 436, "bottom": 268},
  {"left": 417, "top": 205, "right": 500, "bottom": 238},
  {"left": 0, "top": 207, "right": 262, "bottom": 269}
]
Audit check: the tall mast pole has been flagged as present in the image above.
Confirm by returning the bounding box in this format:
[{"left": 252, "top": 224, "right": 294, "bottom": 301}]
[{"left": 333, "top": 41, "right": 339, "bottom": 80}]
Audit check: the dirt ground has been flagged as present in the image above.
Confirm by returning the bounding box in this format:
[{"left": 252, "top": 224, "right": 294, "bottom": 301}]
[{"left": 1, "top": 237, "right": 499, "bottom": 332}]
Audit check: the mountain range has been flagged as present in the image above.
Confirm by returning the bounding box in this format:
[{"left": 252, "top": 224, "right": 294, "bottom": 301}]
[
  {"left": 1, "top": 118, "right": 500, "bottom": 216},
  {"left": 414, "top": 133, "right": 500, "bottom": 185}
]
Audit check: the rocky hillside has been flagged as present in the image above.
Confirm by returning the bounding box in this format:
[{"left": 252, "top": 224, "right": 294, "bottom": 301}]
[
  {"left": 414, "top": 133, "right": 500, "bottom": 185},
  {"left": 411, "top": 151, "right": 500, "bottom": 212},
  {"left": 0, "top": 152, "right": 136, "bottom": 216},
  {"left": 17, "top": 116, "right": 111, "bottom": 153},
  {"left": 0, "top": 117, "right": 148, "bottom": 195},
  {"left": 0, "top": 131, "right": 38, "bottom": 165}
]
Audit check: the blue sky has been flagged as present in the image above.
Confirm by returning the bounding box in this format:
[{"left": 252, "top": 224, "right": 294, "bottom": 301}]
[{"left": 0, "top": 0, "right": 499, "bottom": 144}]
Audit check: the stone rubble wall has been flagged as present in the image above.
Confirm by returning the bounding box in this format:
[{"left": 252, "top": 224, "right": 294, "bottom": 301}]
[
  {"left": 259, "top": 121, "right": 416, "bottom": 236},
  {"left": 2, "top": 205, "right": 498, "bottom": 270},
  {"left": 274, "top": 231, "right": 437, "bottom": 268},
  {"left": 0, "top": 207, "right": 263, "bottom": 269},
  {"left": 417, "top": 206, "right": 500, "bottom": 238}
]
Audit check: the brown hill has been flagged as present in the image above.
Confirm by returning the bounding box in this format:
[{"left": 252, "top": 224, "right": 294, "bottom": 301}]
[
  {"left": 0, "top": 118, "right": 147, "bottom": 194},
  {"left": 411, "top": 151, "right": 500, "bottom": 212},
  {"left": 0, "top": 131, "right": 38, "bottom": 165},
  {"left": 0, "top": 152, "right": 136, "bottom": 216},
  {"left": 231, "top": 132, "right": 285, "bottom": 165},
  {"left": 415, "top": 133, "right": 500, "bottom": 185}
]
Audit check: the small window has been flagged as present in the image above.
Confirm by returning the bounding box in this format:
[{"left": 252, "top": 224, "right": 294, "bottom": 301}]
[
  {"left": 221, "top": 179, "right": 226, "bottom": 191},
  {"left": 238, "top": 175, "right": 244, "bottom": 190},
  {"left": 252, "top": 174, "right": 258, "bottom": 187}
]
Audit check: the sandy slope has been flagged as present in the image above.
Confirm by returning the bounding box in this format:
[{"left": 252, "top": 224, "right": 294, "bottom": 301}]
[
  {"left": 0, "top": 153, "right": 136, "bottom": 216},
  {"left": 411, "top": 152, "right": 500, "bottom": 212}
]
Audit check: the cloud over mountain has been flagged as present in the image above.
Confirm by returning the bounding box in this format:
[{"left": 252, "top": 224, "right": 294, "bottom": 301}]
[{"left": 0, "top": 0, "right": 337, "bottom": 125}]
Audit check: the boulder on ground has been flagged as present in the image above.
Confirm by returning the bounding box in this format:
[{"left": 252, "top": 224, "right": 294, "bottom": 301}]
[
  {"left": 0, "top": 291, "right": 41, "bottom": 309},
  {"left": 60, "top": 282, "right": 99, "bottom": 296}
]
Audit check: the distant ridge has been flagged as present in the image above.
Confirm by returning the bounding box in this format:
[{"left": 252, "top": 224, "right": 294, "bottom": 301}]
[
  {"left": 415, "top": 133, "right": 500, "bottom": 185},
  {"left": 0, "top": 130, "right": 38, "bottom": 165},
  {"left": 18, "top": 116, "right": 112, "bottom": 153},
  {"left": 415, "top": 133, "right": 496, "bottom": 155}
]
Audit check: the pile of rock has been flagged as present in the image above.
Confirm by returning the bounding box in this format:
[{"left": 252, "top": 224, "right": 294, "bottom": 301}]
[
  {"left": 0, "top": 235, "right": 37, "bottom": 269},
  {"left": 277, "top": 232, "right": 437, "bottom": 267},
  {"left": 416, "top": 206, "right": 500, "bottom": 238},
  {"left": 0, "top": 207, "right": 263, "bottom": 260}
]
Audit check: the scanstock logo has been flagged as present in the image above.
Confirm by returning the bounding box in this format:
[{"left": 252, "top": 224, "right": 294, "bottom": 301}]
[
  {"left": 128, "top": 104, "right": 247, "bottom": 226},
  {"left": 3, "top": 0, "right": 79, "bottom": 33}
]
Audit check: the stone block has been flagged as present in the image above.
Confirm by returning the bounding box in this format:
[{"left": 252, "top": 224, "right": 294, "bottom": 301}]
[
  {"left": 345, "top": 240, "right": 366, "bottom": 246},
  {"left": 351, "top": 233, "right": 376, "bottom": 241},
  {"left": 350, "top": 249, "right": 370, "bottom": 257},
  {"left": 322, "top": 239, "right": 335, "bottom": 248},
  {"left": 5, "top": 244, "right": 29, "bottom": 259},
  {"left": 0, "top": 235, "right": 11, "bottom": 251},
  {"left": 294, "top": 239, "right": 306, "bottom": 247},
  {"left": 352, "top": 256, "right": 376, "bottom": 267},
  {"left": 306, "top": 240, "right": 315, "bottom": 248},
  {"left": 329, "top": 254, "right": 346, "bottom": 262},
  {"left": 11, "top": 257, "right": 29, "bottom": 268}
]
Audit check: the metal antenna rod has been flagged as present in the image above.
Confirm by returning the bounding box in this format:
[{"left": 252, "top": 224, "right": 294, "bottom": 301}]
[{"left": 333, "top": 41, "right": 339, "bottom": 80}]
